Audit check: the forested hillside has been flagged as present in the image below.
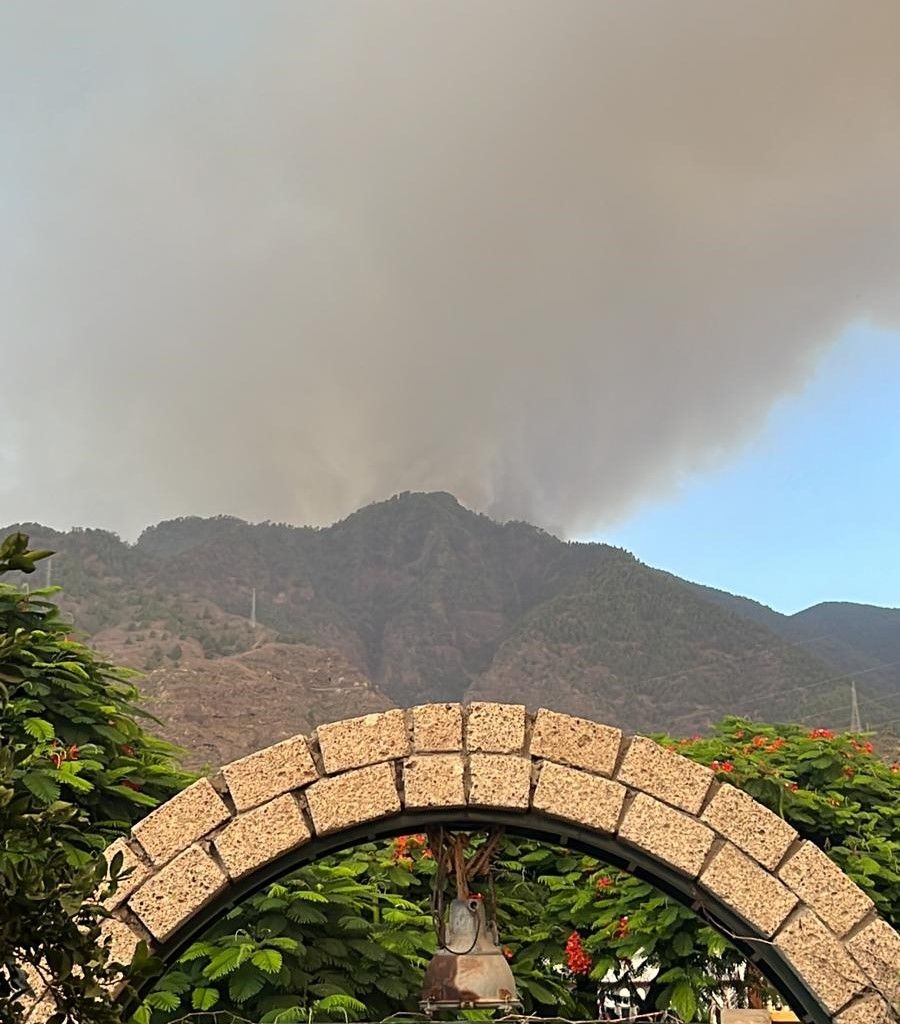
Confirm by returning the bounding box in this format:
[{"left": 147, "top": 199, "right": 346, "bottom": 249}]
[{"left": 7, "top": 492, "right": 898, "bottom": 763}]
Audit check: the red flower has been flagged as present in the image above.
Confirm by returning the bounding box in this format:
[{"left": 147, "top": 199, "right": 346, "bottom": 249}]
[
  {"left": 752, "top": 735, "right": 767, "bottom": 748},
  {"left": 502, "top": 946, "right": 513, "bottom": 961},
  {"left": 565, "top": 932, "right": 592, "bottom": 975},
  {"left": 67, "top": 744, "right": 79, "bottom": 761},
  {"left": 786, "top": 781, "right": 799, "bottom": 792},
  {"left": 119, "top": 743, "right": 136, "bottom": 756},
  {"left": 614, "top": 915, "right": 630, "bottom": 939},
  {"left": 721, "top": 761, "right": 734, "bottom": 773},
  {"left": 596, "top": 876, "right": 613, "bottom": 889},
  {"left": 863, "top": 741, "right": 873, "bottom": 754},
  {"left": 808, "top": 728, "right": 835, "bottom": 740},
  {"left": 710, "top": 760, "right": 721, "bottom": 771},
  {"left": 50, "top": 752, "right": 63, "bottom": 769},
  {"left": 768, "top": 737, "right": 785, "bottom": 752}
]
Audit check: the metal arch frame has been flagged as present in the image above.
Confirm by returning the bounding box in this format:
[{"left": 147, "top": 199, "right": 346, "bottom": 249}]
[{"left": 121, "top": 809, "right": 832, "bottom": 1024}]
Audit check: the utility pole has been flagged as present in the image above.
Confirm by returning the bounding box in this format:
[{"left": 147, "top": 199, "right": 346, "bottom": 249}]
[
  {"left": 250, "top": 587, "right": 257, "bottom": 629},
  {"left": 850, "top": 679, "right": 862, "bottom": 732}
]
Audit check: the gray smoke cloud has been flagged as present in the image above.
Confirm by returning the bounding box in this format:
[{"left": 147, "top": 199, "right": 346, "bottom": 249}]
[{"left": 2, "top": 1, "right": 900, "bottom": 539}]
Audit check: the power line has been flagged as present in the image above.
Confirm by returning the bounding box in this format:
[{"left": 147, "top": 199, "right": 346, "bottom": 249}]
[
  {"left": 792, "top": 686, "right": 900, "bottom": 727},
  {"left": 660, "top": 657, "right": 900, "bottom": 732}
]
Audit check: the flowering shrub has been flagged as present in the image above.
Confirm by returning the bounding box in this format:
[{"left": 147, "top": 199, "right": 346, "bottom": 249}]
[{"left": 660, "top": 717, "right": 900, "bottom": 925}]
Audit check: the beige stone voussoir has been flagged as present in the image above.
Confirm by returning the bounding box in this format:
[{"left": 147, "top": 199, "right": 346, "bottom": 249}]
[
  {"left": 100, "top": 917, "right": 142, "bottom": 973},
  {"left": 700, "top": 842, "right": 798, "bottom": 937},
  {"left": 616, "top": 736, "right": 713, "bottom": 814},
  {"left": 847, "top": 917, "right": 900, "bottom": 1008},
  {"left": 468, "top": 753, "right": 531, "bottom": 808},
  {"left": 128, "top": 844, "right": 228, "bottom": 942},
  {"left": 132, "top": 777, "right": 230, "bottom": 866},
  {"left": 465, "top": 702, "right": 526, "bottom": 753},
  {"left": 835, "top": 993, "right": 897, "bottom": 1024},
  {"left": 701, "top": 783, "right": 797, "bottom": 870},
  {"left": 412, "top": 703, "right": 463, "bottom": 752},
  {"left": 774, "top": 909, "right": 866, "bottom": 1014},
  {"left": 618, "top": 793, "right": 714, "bottom": 877},
  {"left": 530, "top": 709, "right": 622, "bottom": 776},
  {"left": 779, "top": 841, "right": 874, "bottom": 937},
  {"left": 404, "top": 754, "right": 466, "bottom": 808},
  {"left": 221, "top": 734, "right": 318, "bottom": 812},
  {"left": 214, "top": 793, "right": 311, "bottom": 879},
  {"left": 533, "top": 761, "right": 626, "bottom": 832},
  {"left": 305, "top": 762, "right": 401, "bottom": 834},
  {"left": 317, "top": 709, "right": 410, "bottom": 774},
  {"left": 101, "top": 837, "right": 150, "bottom": 909}
]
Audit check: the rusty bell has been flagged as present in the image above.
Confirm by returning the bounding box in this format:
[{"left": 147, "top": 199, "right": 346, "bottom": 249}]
[{"left": 420, "top": 897, "right": 520, "bottom": 1013}]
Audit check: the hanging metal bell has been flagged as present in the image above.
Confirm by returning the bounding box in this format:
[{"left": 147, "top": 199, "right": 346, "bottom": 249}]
[{"left": 420, "top": 897, "right": 520, "bottom": 1013}]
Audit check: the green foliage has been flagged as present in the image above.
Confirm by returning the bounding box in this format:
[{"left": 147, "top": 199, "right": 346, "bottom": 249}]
[
  {"left": 661, "top": 717, "right": 900, "bottom": 926},
  {"left": 0, "top": 533, "right": 189, "bottom": 1024},
  {"left": 141, "top": 719, "right": 900, "bottom": 1023}
]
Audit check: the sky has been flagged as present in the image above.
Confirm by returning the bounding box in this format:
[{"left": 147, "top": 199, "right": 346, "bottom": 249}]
[
  {"left": 1, "top": 1, "right": 899, "bottom": 612},
  {"left": 598, "top": 323, "right": 900, "bottom": 613}
]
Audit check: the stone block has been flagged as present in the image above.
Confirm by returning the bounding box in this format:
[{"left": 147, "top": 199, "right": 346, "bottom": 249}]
[
  {"left": 779, "top": 841, "right": 874, "bottom": 937},
  {"left": 618, "top": 793, "right": 714, "bottom": 877},
  {"left": 317, "top": 710, "right": 410, "bottom": 774},
  {"left": 774, "top": 909, "right": 866, "bottom": 1014},
  {"left": 128, "top": 844, "right": 228, "bottom": 942},
  {"left": 412, "top": 703, "right": 463, "bottom": 752},
  {"left": 468, "top": 753, "right": 531, "bottom": 808},
  {"left": 532, "top": 761, "right": 626, "bottom": 832},
  {"left": 616, "top": 736, "right": 713, "bottom": 814},
  {"left": 132, "top": 777, "right": 230, "bottom": 866},
  {"left": 530, "top": 709, "right": 622, "bottom": 776},
  {"left": 404, "top": 754, "right": 466, "bottom": 808},
  {"left": 305, "top": 762, "right": 401, "bottom": 835},
  {"left": 214, "top": 793, "right": 311, "bottom": 879},
  {"left": 100, "top": 917, "right": 141, "bottom": 970},
  {"left": 101, "top": 837, "right": 150, "bottom": 909},
  {"left": 835, "top": 994, "right": 896, "bottom": 1024},
  {"left": 465, "top": 702, "right": 526, "bottom": 753},
  {"left": 847, "top": 917, "right": 900, "bottom": 1007},
  {"left": 700, "top": 843, "right": 797, "bottom": 937},
  {"left": 701, "top": 784, "right": 797, "bottom": 870},
  {"left": 221, "top": 734, "right": 318, "bottom": 812}
]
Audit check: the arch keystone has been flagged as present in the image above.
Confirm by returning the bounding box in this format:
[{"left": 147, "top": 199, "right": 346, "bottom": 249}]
[
  {"left": 403, "top": 754, "right": 466, "bottom": 808},
  {"left": 411, "top": 703, "right": 463, "bottom": 752},
  {"left": 468, "top": 753, "right": 530, "bottom": 807},
  {"left": 465, "top": 702, "right": 526, "bottom": 753}
]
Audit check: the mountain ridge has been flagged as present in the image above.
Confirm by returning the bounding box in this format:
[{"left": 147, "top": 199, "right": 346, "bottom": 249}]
[{"left": 6, "top": 492, "right": 898, "bottom": 763}]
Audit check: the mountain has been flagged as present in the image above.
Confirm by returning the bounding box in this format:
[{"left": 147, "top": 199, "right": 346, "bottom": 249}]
[{"left": 5, "top": 493, "right": 898, "bottom": 764}]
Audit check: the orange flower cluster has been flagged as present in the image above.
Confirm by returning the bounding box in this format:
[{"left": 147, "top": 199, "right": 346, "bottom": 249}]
[
  {"left": 565, "top": 931, "right": 592, "bottom": 975},
  {"left": 614, "top": 915, "right": 630, "bottom": 939},
  {"left": 808, "top": 728, "right": 835, "bottom": 740},
  {"left": 710, "top": 760, "right": 734, "bottom": 773},
  {"left": 391, "top": 833, "right": 431, "bottom": 864},
  {"left": 48, "top": 742, "right": 79, "bottom": 769}
]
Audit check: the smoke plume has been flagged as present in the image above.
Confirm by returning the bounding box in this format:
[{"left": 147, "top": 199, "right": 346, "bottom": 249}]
[{"left": 2, "top": 1, "right": 899, "bottom": 538}]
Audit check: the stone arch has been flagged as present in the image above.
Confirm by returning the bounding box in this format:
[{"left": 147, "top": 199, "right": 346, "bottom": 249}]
[{"left": 36, "top": 705, "right": 900, "bottom": 1022}]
